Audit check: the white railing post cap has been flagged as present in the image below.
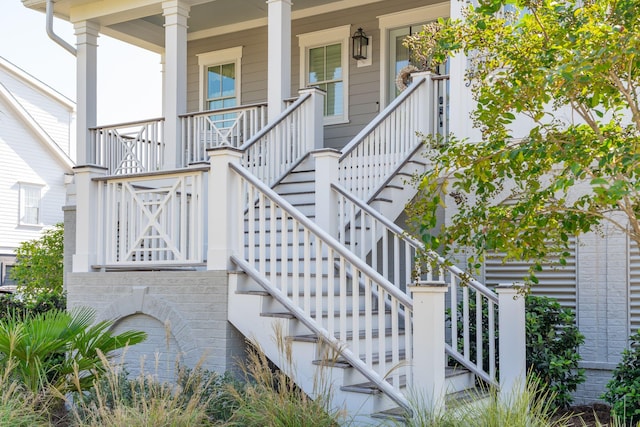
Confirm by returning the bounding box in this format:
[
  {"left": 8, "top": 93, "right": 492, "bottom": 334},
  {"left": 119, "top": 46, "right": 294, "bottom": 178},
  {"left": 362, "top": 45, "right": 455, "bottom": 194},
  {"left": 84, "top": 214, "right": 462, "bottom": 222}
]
[
  {"left": 206, "top": 146, "right": 244, "bottom": 157},
  {"left": 311, "top": 147, "right": 341, "bottom": 157},
  {"left": 298, "top": 86, "right": 326, "bottom": 95},
  {"left": 73, "top": 165, "right": 108, "bottom": 173},
  {"left": 408, "top": 281, "right": 448, "bottom": 292}
]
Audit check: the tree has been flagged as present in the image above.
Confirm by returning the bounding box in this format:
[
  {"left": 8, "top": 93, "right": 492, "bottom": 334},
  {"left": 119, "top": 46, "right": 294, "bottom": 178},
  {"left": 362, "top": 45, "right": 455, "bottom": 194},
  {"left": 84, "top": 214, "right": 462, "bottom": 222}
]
[
  {"left": 11, "top": 223, "right": 64, "bottom": 297},
  {"left": 406, "top": 0, "right": 640, "bottom": 282}
]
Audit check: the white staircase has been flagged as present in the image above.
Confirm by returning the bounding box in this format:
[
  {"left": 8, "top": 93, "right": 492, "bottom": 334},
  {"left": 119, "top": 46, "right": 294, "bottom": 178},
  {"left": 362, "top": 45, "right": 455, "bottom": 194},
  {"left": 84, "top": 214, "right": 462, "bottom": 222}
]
[{"left": 208, "top": 72, "right": 524, "bottom": 424}]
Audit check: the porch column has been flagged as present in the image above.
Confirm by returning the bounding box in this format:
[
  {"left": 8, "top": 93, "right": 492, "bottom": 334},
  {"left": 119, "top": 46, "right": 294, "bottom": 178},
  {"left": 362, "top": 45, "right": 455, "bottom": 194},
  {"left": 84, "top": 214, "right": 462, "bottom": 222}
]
[
  {"left": 267, "top": 0, "right": 292, "bottom": 122},
  {"left": 74, "top": 21, "right": 99, "bottom": 165},
  {"left": 162, "top": 0, "right": 190, "bottom": 169},
  {"left": 497, "top": 283, "right": 526, "bottom": 403},
  {"left": 408, "top": 281, "right": 448, "bottom": 412}
]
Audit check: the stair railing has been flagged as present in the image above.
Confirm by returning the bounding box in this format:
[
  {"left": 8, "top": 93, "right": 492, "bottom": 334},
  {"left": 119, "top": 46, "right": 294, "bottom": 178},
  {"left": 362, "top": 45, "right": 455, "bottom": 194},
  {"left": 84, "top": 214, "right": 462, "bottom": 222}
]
[
  {"left": 338, "top": 73, "right": 432, "bottom": 201},
  {"left": 332, "top": 182, "right": 499, "bottom": 387},
  {"left": 228, "top": 162, "right": 413, "bottom": 412},
  {"left": 239, "top": 87, "right": 324, "bottom": 186}
]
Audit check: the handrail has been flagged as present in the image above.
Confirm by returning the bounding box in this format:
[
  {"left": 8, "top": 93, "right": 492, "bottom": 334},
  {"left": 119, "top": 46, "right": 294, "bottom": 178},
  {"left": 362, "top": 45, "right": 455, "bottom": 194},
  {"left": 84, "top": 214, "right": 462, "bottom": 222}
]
[
  {"left": 230, "top": 163, "right": 413, "bottom": 308},
  {"left": 90, "top": 117, "right": 165, "bottom": 131},
  {"left": 332, "top": 182, "right": 498, "bottom": 303},
  {"left": 339, "top": 76, "right": 426, "bottom": 160},
  {"left": 240, "top": 93, "right": 311, "bottom": 152},
  {"left": 230, "top": 256, "right": 412, "bottom": 413},
  {"left": 179, "top": 102, "right": 267, "bottom": 118}
]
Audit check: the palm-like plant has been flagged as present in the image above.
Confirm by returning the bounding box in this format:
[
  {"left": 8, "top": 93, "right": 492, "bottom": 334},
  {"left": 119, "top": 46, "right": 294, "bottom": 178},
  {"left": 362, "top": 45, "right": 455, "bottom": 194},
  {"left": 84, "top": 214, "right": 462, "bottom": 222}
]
[{"left": 0, "top": 307, "right": 146, "bottom": 393}]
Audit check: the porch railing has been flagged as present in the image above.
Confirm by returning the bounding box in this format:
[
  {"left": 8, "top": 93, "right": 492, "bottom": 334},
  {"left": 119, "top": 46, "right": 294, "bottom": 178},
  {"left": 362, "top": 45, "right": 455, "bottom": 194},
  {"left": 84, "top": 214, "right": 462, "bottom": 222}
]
[
  {"left": 95, "top": 167, "right": 207, "bottom": 267},
  {"left": 181, "top": 103, "right": 268, "bottom": 166},
  {"left": 90, "top": 118, "right": 165, "bottom": 175},
  {"left": 332, "top": 182, "right": 499, "bottom": 387}
]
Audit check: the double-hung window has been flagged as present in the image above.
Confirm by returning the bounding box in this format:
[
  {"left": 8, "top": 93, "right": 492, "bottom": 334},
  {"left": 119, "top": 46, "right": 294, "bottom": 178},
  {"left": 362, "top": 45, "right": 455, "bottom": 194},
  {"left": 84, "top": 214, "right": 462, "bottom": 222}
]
[
  {"left": 19, "top": 183, "right": 43, "bottom": 226},
  {"left": 197, "top": 47, "right": 242, "bottom": 131},
  {"left": 299, "top": 26, "right": 350, "bottom": 125}
]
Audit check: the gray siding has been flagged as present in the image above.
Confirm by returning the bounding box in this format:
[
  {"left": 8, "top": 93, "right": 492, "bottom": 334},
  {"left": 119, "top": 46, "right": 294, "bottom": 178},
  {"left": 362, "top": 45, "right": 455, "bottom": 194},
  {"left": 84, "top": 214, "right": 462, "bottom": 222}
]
[{"left": 186, "top": 0, "right": 444, "bottom": 149}]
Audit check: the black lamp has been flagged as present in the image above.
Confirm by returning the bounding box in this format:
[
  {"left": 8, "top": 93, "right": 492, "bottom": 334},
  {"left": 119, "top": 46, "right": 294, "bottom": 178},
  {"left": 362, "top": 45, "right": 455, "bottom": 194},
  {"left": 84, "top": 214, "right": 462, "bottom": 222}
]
[{"left": 351, "top": 28, "right": 368, "bottom": 60}]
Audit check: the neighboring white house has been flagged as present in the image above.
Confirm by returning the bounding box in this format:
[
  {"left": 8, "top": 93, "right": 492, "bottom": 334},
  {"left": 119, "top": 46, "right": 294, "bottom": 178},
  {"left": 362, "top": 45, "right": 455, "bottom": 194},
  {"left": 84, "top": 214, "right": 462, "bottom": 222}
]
[
  {"left": 0, "top": 56, "right": 75, "bottom": 286},
  {"left": 21, "top": 0, "right": 633, "bottom": 422}
]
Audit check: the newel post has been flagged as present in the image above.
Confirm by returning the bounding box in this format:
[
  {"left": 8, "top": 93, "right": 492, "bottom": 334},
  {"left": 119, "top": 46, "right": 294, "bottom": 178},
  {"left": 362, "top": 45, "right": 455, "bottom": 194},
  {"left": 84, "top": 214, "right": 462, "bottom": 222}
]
[
  {"left": 411, "top": 71, "right": 435, "bottom": 138},
  {"left": 312, "top": 148, "right": 340, "bottom": 238},
  {"left": 496, "top": 283, "right": 526, "bottom": 402},
  {"left": 207, "top": 147, "right": 243, "bottom": 270},
  {"left": 72, "top": 165, "right": 107, "bottom": 272},
  {"left": 299, "top": 87, "right": 325, "bottom": 151},
  {"left": 408, "top": 281, "right": 448, "bottom": 411}
]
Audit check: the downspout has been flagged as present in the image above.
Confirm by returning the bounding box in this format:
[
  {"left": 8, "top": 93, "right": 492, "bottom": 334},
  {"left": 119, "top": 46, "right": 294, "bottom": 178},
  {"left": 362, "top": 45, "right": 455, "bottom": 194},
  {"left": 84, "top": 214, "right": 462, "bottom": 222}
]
[{"left": 46, "top": 0, "right": 76, "bottom": 56}]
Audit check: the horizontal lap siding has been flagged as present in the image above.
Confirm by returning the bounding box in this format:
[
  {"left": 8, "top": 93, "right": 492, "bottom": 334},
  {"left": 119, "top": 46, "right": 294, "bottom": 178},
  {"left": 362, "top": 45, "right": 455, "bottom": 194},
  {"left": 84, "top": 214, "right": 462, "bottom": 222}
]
[
  {"left": 186, "top": 0, "right": 443, "bottom": 148},
  {"left": 0, "top": 68, "right": 73, "bottom": 157}
]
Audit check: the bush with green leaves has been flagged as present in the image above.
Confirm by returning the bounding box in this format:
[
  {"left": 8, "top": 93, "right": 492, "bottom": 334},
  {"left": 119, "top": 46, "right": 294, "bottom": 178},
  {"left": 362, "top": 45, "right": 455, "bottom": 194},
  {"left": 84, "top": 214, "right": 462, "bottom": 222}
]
[
  {"left": 10, "top": 223, "right": 64, "bottom": 298},
  {"left": 603, "top": 332, "right": 640, "bottom": 424},
  {"left": 0, "top": 292, "right": 66, "bottom": 322},
  {"left": 0, "top": 307, "right": 146, "bottom": 394},
  {"left": 448, "top": 293, "right": 584, "bottom": 409},
  {"left": 526, "top": 295, "right": 585, "bottom": 409}
]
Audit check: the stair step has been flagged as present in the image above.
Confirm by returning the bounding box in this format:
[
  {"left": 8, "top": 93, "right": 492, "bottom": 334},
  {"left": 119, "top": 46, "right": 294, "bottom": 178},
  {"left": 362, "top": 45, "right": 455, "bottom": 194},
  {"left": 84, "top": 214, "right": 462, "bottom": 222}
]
[
  {"left": 341, "top": 374, "right": 405, "bottom": 395},
  {"left": 370, "top": 406, "right": 408, "bottom": 422}
]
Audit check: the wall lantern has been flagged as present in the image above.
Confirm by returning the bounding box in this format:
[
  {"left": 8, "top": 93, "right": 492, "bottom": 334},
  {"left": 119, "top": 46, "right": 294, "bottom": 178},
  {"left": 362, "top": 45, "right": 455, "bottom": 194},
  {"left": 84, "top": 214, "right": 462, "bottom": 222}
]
[{"left": 351, "top": 28, "right": 369, "bottom": 60}]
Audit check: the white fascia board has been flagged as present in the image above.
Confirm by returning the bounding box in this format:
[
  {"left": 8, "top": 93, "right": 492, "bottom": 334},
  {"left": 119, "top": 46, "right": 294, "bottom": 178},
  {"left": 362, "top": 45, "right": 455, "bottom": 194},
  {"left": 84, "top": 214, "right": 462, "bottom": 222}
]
[
  {"left": 0, "top": 57, "right": 75, "bottom": 112},
  {"left": 0, "top": 82, "right": 75, "bottom": 170}
]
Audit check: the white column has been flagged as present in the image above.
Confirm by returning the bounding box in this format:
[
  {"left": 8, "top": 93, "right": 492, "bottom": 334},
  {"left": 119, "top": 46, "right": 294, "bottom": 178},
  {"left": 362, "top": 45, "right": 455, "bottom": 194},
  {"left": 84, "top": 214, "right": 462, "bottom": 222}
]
[
  {"left": 207, "top": 147, "right": 243, "bottom": 270},
  {"left": 72, "top": 166, "right": 107, "bottom": 272},
  {"left": 312, "top": 149, "right": 340, "bottom": 237},
  {"left": 408, "top": 281, "right": 448, "bottom": 412},
  {"left": 74, "top": 21, "right": 99, "bottom": 165},
  {"left": 298, "top": 87, "right": 325, "bottom": 150},
  {"left": 267, "top": 0, "right": 292, "bottom": 122},
  {"left": 497, "top": 283, "right": 526, "bottom": 403},
  {"left": 163, "top": 0, "right": 190, "bottom": 169}
]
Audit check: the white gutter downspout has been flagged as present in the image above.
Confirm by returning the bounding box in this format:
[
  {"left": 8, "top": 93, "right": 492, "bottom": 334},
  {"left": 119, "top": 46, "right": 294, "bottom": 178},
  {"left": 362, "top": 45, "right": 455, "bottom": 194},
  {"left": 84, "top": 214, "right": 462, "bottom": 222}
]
[{"left": 46, "top": 0, "right": 76, "bottom": 56}]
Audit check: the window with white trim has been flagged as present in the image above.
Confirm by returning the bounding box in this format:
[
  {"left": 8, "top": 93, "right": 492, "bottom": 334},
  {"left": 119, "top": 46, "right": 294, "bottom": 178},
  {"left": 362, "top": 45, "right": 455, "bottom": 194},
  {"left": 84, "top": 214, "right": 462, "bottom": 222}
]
[
  {"left": 19, "top": 183, "right": 43, "bottom": 226},
  {"left": 198, "top": 48, "right": 242, "bottom": 107},
  {"left": 299, "top": 25, "right": 350, "bottom": 125}
]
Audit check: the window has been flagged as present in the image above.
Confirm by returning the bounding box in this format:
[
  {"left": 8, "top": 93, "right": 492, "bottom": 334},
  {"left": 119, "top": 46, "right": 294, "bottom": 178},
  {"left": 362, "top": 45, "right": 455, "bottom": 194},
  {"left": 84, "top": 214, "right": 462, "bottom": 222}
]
[
  {"left": 19, "top": 183, "right": 43, "bottom": 226},
  {"left": 197, "top": 47, "right": 243, "bottom": 139},
  {"left": 1, "top": 264, "right": 15, "bottom": 286},
  {"left": 299, "top": 26, "right": 350, "bottom": 125}
]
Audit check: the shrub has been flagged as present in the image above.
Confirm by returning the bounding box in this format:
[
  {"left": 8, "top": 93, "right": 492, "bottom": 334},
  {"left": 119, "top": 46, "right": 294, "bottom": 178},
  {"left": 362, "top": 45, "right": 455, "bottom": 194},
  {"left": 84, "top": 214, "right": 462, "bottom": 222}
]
[
  {"left": 603, "top": 331, "right": 640, "bottom": 424},
  {"left": 0, "top": 292, "right": 66, "bottom": 322},
  {"left": 10, "top": 223, "right": 64, "bottom": 298},
  {"left": 448, "top": 293, "right": 584, "bottom": 409},
  {"left": 526, "top": 295, "right": 585, "bottom": 409},
  {"left": 0, "top": 307, "right": 146, "bottom": 394}
]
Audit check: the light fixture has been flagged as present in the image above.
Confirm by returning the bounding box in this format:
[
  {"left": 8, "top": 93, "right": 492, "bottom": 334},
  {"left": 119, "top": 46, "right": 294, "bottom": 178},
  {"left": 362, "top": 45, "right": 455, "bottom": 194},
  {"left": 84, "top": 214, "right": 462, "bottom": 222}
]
[{"left": 351, "top": 28, "right": 368, "bottom": 60}]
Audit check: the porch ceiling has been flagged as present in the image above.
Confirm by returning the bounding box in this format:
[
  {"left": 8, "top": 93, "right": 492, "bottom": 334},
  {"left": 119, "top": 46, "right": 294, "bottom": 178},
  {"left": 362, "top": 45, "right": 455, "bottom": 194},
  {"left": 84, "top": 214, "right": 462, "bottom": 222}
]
[{"left": 23, "top": 0, "right": 369, "bottom": 53}]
